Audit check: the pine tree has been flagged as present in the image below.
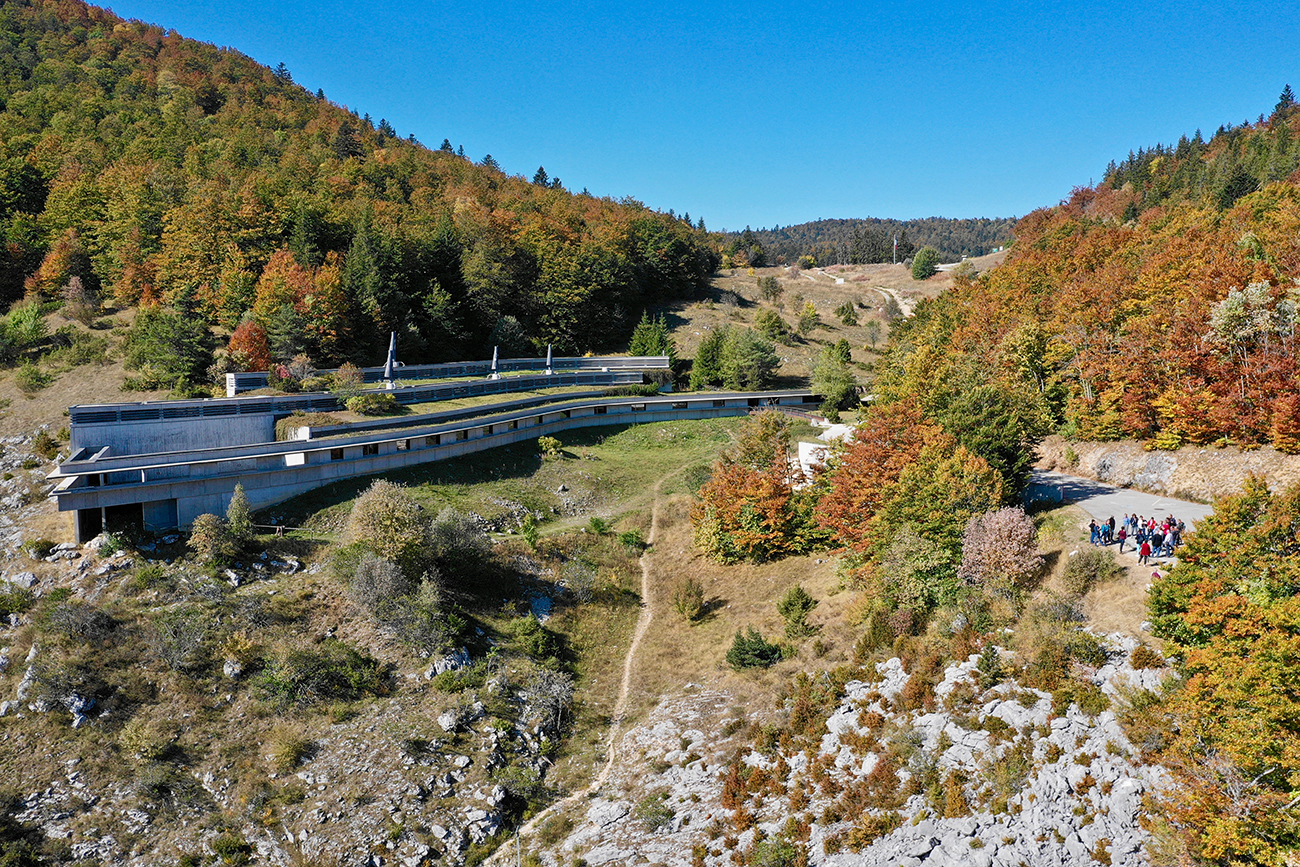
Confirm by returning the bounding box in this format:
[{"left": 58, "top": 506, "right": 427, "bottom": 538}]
[
  {"left": 1277, "top": 84, "right": 1296, "bottom": 116},
  {"left": 533, "top": 166, "right": 549, "bottom": 186}
]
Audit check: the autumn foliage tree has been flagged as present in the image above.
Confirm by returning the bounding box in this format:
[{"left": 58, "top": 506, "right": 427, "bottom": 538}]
[
  {"left": 1146, "top": 477, "right": 1300, "bottom": 862},
  {"left": 226, "top": 322, "right": 273, "bottom": 372},
  {"left": 815, "top": 403, "right": 949, "bottom": 552},
  {"left": 692, "top": 411, "right": 820, "bottom": 563}
]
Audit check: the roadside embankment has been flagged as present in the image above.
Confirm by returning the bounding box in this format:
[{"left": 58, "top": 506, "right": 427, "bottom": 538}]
[{"left": 1036, "top": 434, "right": 1300, "bottom": 503}]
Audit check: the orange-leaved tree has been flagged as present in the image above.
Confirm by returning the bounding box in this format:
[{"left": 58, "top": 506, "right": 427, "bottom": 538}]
[
  {"left": 227, "top": 321, "right": 272, "bottom": 372},
  {"left": 691, "top": 410, "right": 820, "bottom": 563}
]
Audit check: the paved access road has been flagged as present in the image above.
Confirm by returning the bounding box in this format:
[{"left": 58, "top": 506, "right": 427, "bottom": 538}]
[{"left": 1028, "top": 470, "right": 1216, "bottom": 531}]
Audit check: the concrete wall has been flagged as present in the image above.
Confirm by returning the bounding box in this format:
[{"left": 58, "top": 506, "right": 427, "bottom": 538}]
[{"left": 70, "top": 414, "right": 275, "bottom": 456}]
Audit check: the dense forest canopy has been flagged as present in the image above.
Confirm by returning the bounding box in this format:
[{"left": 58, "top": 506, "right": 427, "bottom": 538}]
[
  {"left": 875, "top": 90, "right": 1300, "bottom": 451},
  {"left": 719, "top": 216, "right": 1016, "bottom": 267},
  {"left": 0, "top": 0, "right": 719, "bottom": 368}
]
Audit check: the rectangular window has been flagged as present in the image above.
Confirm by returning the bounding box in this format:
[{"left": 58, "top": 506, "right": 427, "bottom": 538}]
[
  {"left": 362, "top": 443, "right": 379, "bottom": 456},
  {"left": 672, "top": 402, "right": 686, "bottom": 410},
  {"left": 397, "top": 439, "right": 409, "bottom": 451},
  {"left": 330, "top": 448, "right": 344, "bottom": 461},
  {"left": 426, "top": 435, "right": 440, "bottom": 447},
  {"left": 457, "top": 429, "right": 469, "bottom": 441},
  {"left": 713, "top": 400, "right": 726, "bottom": 408},
  {"left": 594, "top": 405, "right": 607, "bottom": 415},
  {"left": 631, "top": 404, "right": 646, "bottom": 412}
]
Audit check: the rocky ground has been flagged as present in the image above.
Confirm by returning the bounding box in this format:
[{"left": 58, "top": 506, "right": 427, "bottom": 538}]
[{"left": 537, "top": 636, "right": 1170, "bottom": 867}]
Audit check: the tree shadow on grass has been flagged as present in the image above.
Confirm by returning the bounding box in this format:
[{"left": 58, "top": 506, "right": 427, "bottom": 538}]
[{"left": 692, "top": 596, "right": 727, "bottom": 623}]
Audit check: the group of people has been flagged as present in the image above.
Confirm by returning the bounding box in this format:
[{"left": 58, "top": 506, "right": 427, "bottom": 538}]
[{"left": 1089, "top": 513, "right": 1186, "bottom": 565}]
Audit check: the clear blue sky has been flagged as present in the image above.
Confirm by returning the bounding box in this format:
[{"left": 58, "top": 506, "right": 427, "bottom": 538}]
[{"left": 103, "top": 0, "right": 1300, "bottom": 231}]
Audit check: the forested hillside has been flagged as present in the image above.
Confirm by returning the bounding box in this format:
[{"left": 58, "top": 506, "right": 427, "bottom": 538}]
[
  {"left": 1104, "top": 85, "right": 1300, "bottom": 214},
  {"left": 719, "top": 216, "right": 1015, "bottom": 267},
  {"left": 874, "top": 90, "right": 1300, "bottom": 451},
  {"left": 0, "top": 0, "right": 717, "bottom": 371}
]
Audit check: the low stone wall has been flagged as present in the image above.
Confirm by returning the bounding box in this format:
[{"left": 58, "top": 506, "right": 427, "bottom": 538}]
[{"left": 1036, "top": 434, "right": 1300, "bottom": 502}]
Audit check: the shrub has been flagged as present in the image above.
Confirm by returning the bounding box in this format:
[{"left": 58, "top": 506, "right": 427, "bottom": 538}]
[
  {"left": 757, "top": 275, "right": 784, "bottom": 303},
  {"left": 537, "top": 435, "right": 562, "bottom": 458},
  {"left": 345, "top": 479, "right": 426, "bottom": 563},
  {"left": 188, "top": 513, "right": 233, "bottom": 563},
  {"left": 427, "top": 507, "right": 492, "bottom": 569},
  {"left": 0, "top": 583, "right": 33, "bottom": 618},
  {"left": 268, "top": 728, "right": 316, "bottom": 773},
  {"left": 22, "top": 538, "right": 55, "bottom": 559},
  {"left": 431, "top": 663, "right": 488, "bottom": 693},
  {"left": 618, "top": 529, "right": 646, "bottom": 555},
  {"left": 43, "top": 600, "right": 117, "bottom": 642},
  {"left": 256, "top": 639, "right": 385, "bottom": 706},
  {"left": 750, "top": 837, "right": 800, "bottom": 867},
  {"left": 330, "top": 362, "right": 364, "bottom": 401},
  {"left": 118, "top": 716, "right": 182, "bottom": 764},
  {"left": 521, "top": 513, "right": 539, "bottom": 549},
  {"left": 345, "top": 392, "right": 399, "bottom": 415},
  {"left": 834, "top": 301, "right": 859, "bottom": 326},
  {"left": 210, "top": 833, "right": 253, "bottom": 866},
  {"left": 844, "top": 811, "right": 902, "bottom": 850},
  {"left": 349, "top": 555, "right": 414, "bottom": 614},
  {"left": 1130, "top": 644, "right": 1166, "bottom": 669},
  {"left": 1061, "top": 548, "right": 1123, "bottom": 596},
  {"left": 14, "top": 361, "right": 51, "bottom": 394},
  {"left": 777, "top": 585, "right": 818, "bottom": 639},
  {"left": 958, "top": 507, "right": 1044, "bottom": 590},
  {"left": 522, "top": 668, "right": 575, "bottom": 732},
  {"left": 633, "top": 791, "right": 674, "bottom": 831},
  {"left": 149, "top": 605, "right": 216, "bottom": 672},
  {"left": 726, "top": 627, "right": 784, "bottom": 670},
  {"left": 97, "top": 531, "right": 127, "bottom": 557},
  {"left": 30, "top": 429, "right": 59, "bottom": 460},
  {"left": 672, "top": 577, "right": 706, "bottom": 621},
  {"left": 508, "top": 615, "right": 563, "bottom": 663},
  {"left": 587, "top": 516, "right": 610, "bottom": 536},
  {"left": 562, "top": 559, "right": 597, "bottom": 603}
]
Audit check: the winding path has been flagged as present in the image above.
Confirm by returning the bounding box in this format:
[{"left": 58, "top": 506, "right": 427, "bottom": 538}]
[{"left": 487, "top": 476, "right": 667, "bottom": 860}]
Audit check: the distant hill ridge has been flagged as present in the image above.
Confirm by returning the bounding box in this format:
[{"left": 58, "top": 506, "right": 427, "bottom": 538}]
[{"left": 720, "top": 216, "right": 1016, "bottom": 267}]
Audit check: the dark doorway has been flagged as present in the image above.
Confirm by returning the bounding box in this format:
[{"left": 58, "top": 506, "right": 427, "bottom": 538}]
[
  {"left": 104, "top": 503, "right": 144, "bottom": 537},
  {"left": 76, "top": 509, "right": 102, "bottom": 543}
]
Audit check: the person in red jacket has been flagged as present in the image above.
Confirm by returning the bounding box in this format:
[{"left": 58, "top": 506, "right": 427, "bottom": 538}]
[{"left": 1138, "top": 540, "right": 1152, "bottom": 565}]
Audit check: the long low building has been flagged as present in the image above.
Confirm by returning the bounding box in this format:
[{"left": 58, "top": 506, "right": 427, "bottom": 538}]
[
  {"left": 70, "top": 370, "right": 649, "bottom": 457},
  {"left": 50, "top": 390, "right": 820, "bottom": 541}
]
